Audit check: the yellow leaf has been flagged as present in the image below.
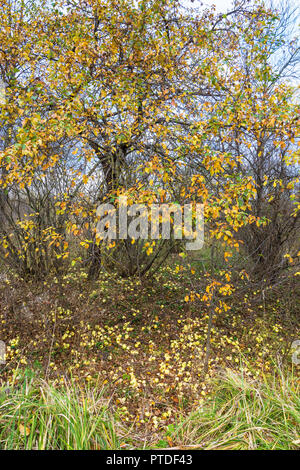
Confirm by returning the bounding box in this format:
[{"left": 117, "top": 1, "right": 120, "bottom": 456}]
[{"left": 19, "top": 423, "right": 30, "bottom": 437}]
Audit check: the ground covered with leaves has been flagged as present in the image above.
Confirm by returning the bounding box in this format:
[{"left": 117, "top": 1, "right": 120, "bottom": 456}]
[{"left": 0, "top": 259, "right": 299, "bottom": 447}]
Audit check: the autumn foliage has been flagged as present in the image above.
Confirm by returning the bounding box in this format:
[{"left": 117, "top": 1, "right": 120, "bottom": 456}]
[{"left": 0, "top": 0, "right": 299, "bottom": 298}]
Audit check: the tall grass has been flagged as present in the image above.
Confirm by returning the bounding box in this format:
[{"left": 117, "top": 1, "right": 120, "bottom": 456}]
[
  {"left": 0, "top": 372, "right": 123, "bottom": 450},
  {"left": 163, "top": 366, "right": 300, "bottom": 450},
  {"left": 0, "top": 366, "right": 299, "bottom": 450}
]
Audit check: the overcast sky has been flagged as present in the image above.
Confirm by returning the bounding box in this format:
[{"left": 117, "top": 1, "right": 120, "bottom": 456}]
[
  {"left": 199, "top": 0, "right": 233, "bottom": 11},
  {"left": 184, "top": 0, "right": 234, "bottom": 12}
]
